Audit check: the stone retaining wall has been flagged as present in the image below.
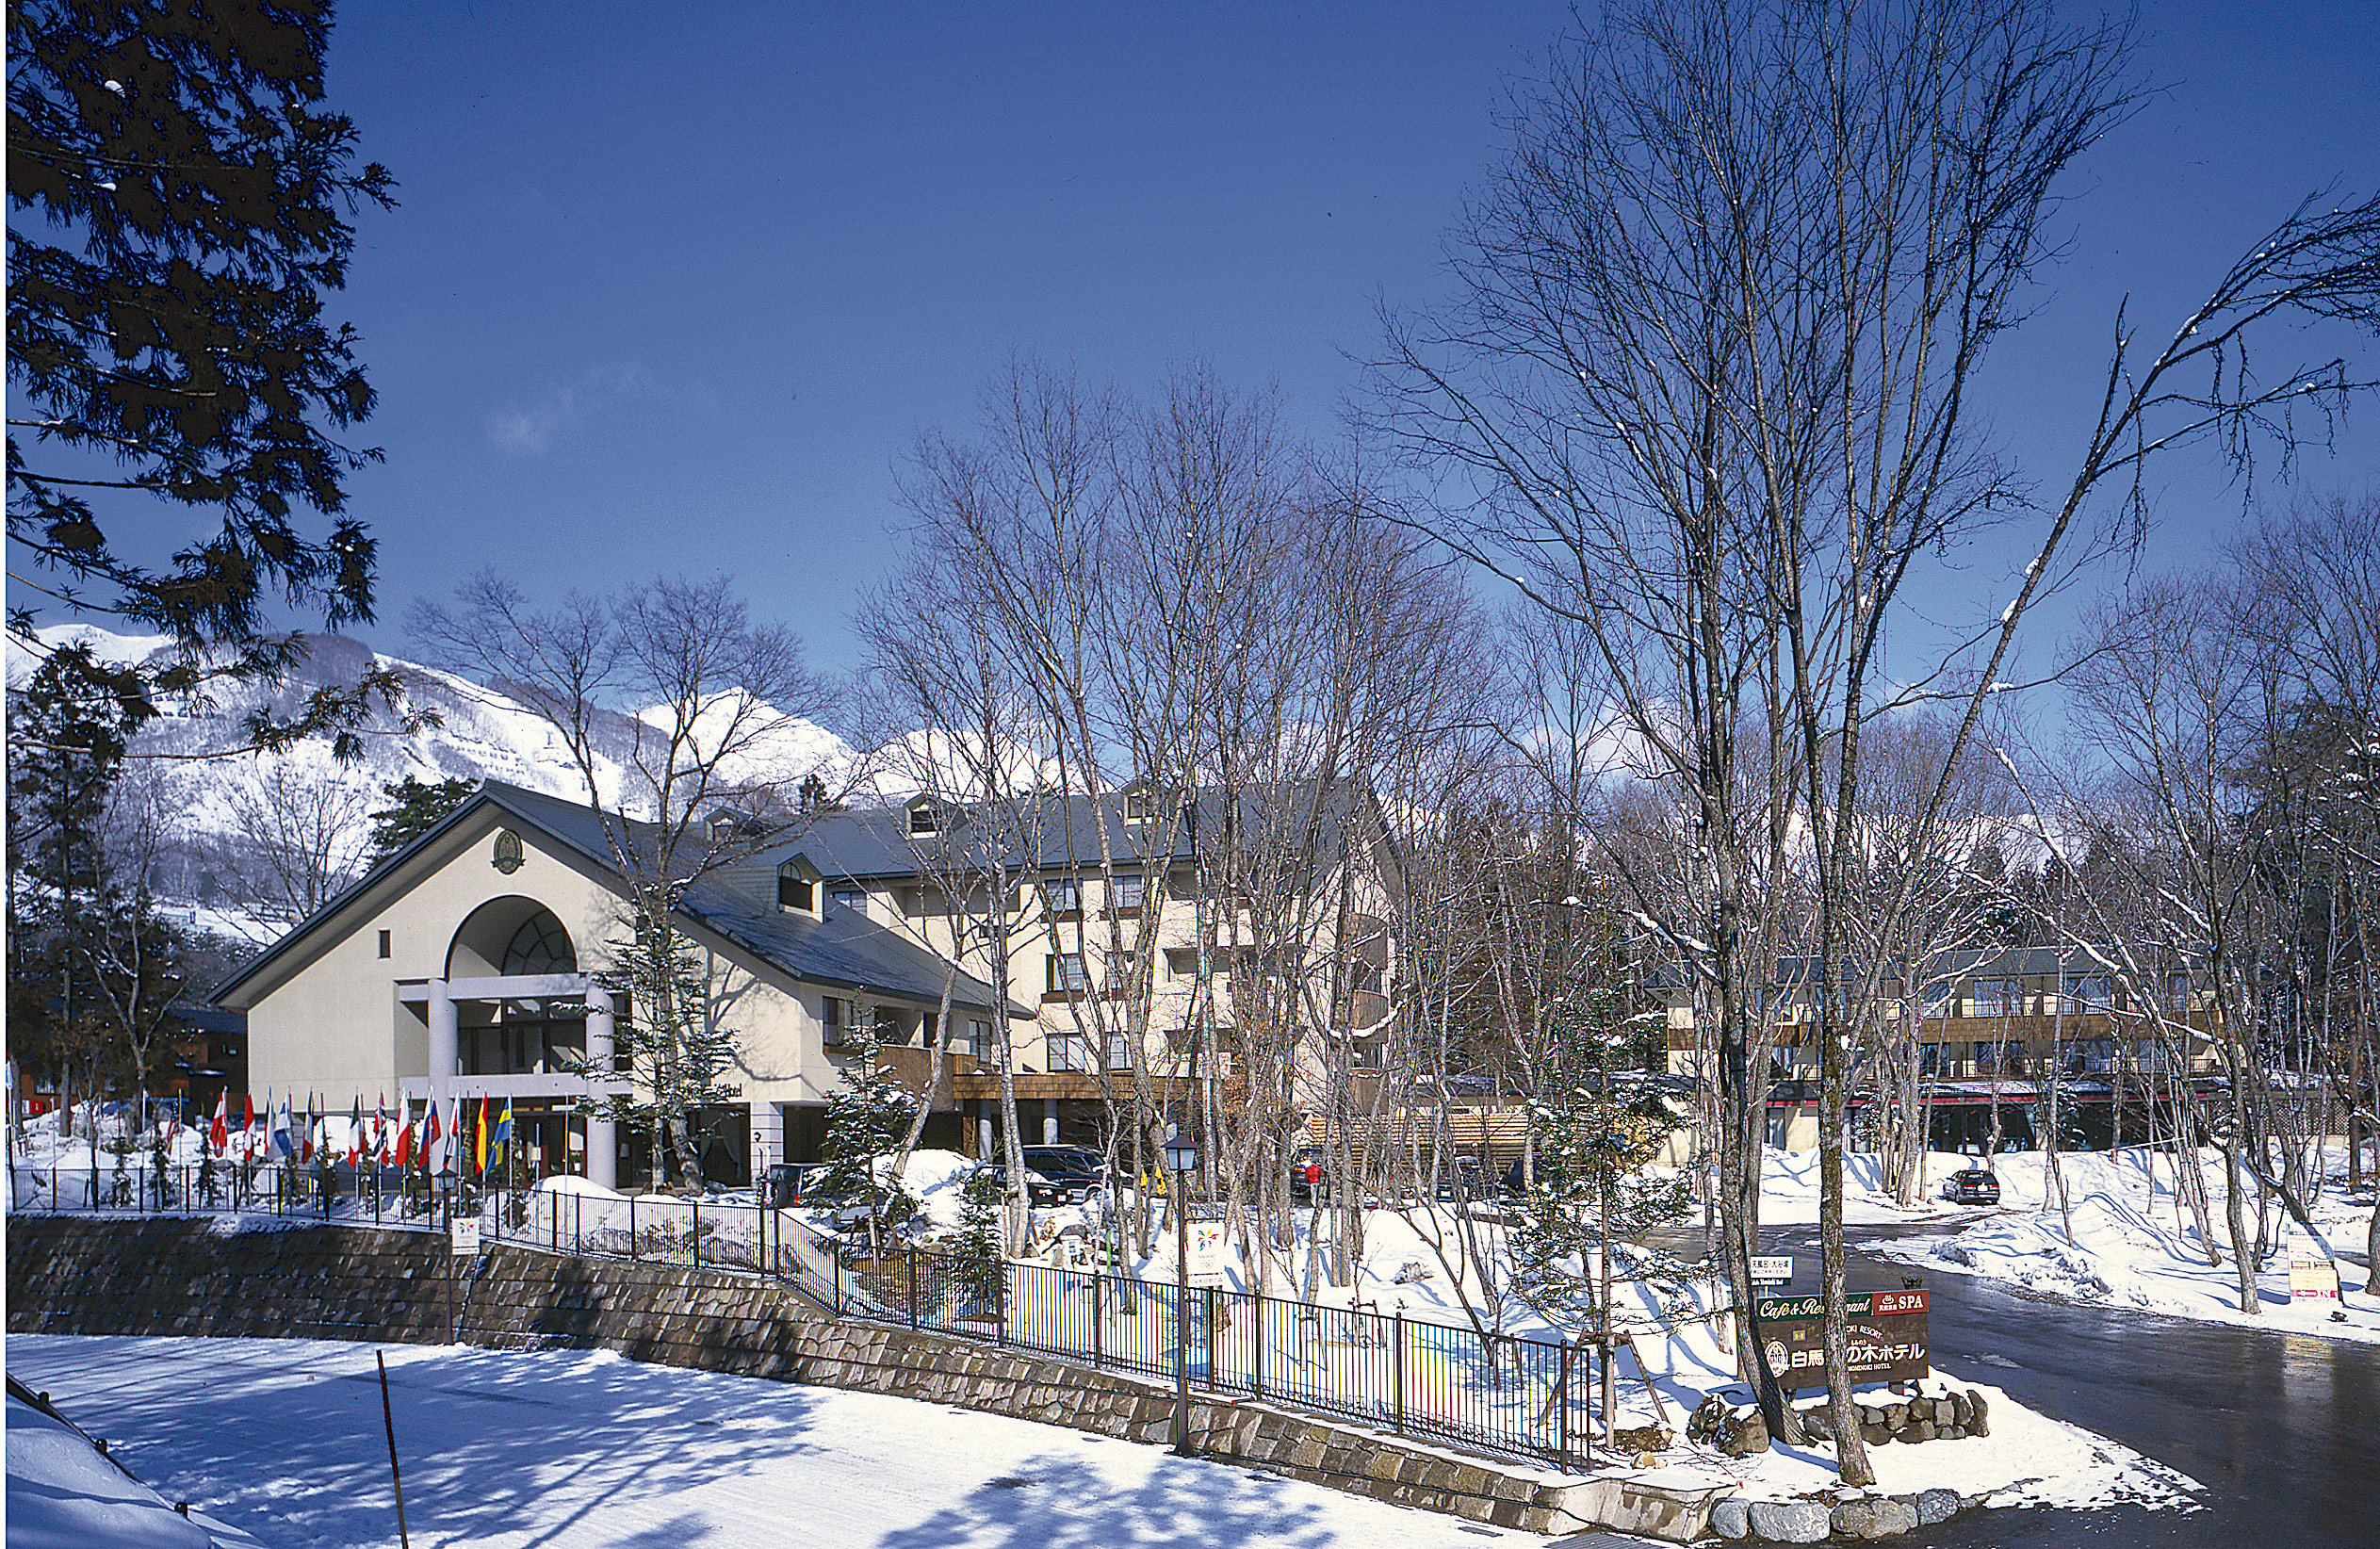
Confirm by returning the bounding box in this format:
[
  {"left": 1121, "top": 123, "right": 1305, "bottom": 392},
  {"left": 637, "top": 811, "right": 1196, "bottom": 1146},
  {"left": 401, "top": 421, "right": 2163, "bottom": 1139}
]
[{"left": 6, "top": 1217, "right": 1721, "bottom": 1540}]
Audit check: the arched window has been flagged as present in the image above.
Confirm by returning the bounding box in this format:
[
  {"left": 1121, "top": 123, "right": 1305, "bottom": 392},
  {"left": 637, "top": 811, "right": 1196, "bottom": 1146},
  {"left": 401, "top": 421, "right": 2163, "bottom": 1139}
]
[{"left": 501, "top": 909, "right": 576, "bottom": 975}]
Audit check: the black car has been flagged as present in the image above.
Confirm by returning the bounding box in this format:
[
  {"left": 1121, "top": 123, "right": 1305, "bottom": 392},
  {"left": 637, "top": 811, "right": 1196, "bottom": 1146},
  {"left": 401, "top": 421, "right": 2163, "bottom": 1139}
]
[
  {"left": 1941, "top": 1168, "right": 2000, "bottom": 1205},
  {"left": 1022, "top": 1145, "right": 1109, "bottom": 1185},
  {"left": 976, "top": 1163, "right": 1095, "bottom": 1208}
]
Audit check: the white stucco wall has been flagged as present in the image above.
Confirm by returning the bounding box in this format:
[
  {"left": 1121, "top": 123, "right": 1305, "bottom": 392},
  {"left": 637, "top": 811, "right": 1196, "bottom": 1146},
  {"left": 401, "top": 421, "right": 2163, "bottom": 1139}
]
[{"left": 223, "top": 807, "right": 840, "bottom": 1110}]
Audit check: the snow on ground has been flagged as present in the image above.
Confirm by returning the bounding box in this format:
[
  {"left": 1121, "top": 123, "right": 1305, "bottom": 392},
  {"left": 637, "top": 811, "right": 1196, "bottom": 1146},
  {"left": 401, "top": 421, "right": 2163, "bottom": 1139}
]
[
  {"left": 1865, "top": 1146, "right": 2380, "bottom": 1345},
  {"left": 1748, "top": 1148, "right": 1977, "bottom": 1226},
  {"left": 4, "top": 1336, "right": 1542, "bottom": 1549},
  {"left": 984, "top": 1190, "right": 2190, "bottom": 1514},
  {"left": 6, "top": 1392, "right": 266, "bottom": 1549}
]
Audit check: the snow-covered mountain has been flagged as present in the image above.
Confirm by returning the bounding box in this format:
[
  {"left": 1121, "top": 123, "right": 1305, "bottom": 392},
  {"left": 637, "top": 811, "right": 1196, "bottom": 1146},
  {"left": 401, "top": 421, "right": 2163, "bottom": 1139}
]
[{"left": 8, "top": 625, "right": 856, "bottom": 926}]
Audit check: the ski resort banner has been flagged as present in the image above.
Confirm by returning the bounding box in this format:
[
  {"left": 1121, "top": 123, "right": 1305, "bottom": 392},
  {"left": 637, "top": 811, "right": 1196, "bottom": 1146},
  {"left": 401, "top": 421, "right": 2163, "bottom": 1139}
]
[{"left": 1752, "top": 1288, "right": 1929, "bottom": 1389}]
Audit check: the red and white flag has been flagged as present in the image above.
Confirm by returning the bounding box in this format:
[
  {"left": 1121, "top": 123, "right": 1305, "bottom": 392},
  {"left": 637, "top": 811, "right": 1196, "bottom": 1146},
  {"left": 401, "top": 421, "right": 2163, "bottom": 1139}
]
[
  {"left": 210, "top": 1089, "right": 230, "bottom": 1154},
  {"left": 393, "top": 1111, "right": 416, "bottom": 1169},
  {"left": 426, "top": 1101, "right": 447, "bottom": 1171}
]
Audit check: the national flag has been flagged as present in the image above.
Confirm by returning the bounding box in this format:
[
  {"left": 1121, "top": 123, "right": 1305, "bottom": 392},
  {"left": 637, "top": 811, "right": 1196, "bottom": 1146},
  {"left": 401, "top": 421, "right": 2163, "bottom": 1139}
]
[
  {"left": 301, "top": 1097, "right": 316, "bottom": 1163},
  {"left": 373, "top": 1093, "right": 389, "bottom": 1165},
  {"left": 347, "top": 1097, "right": 364, "bottom": 1168},
  {"left": 269, "top": 1095, "right": 293, "bottom": 1160},
  {"left": 393, "top": 1110, "right": 416, "bottom": 1170},
  {"left": 475, "top": 1095, "right": 492, "bottom": 1177},
  {"left": 426, "top": 1100, "right": 446, "bottom": 1172},
  {"left": 210, "top": 1089, "right": 229, "bottom": 1154},
  {"left": 493, "top": 1099, "right": 513, "bottom": 1170}
]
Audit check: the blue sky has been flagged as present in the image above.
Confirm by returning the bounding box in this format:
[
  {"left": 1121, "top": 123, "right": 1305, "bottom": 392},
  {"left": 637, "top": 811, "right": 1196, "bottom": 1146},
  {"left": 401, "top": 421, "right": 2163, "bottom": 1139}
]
[{"left": 41, "top": 2, "right": 2380, "bottom": 695}]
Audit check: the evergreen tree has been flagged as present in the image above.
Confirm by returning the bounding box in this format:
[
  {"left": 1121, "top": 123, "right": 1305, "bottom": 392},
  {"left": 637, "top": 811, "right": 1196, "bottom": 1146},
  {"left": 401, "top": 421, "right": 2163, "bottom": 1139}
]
[
  {"left": 951, "top": 1168, "right": 1006, "bottom": 1313},
  {"left": 818, "top": 1011, "right": 921, "bottom": 1252},
  {"left": 6, "top": 642, "right": 156, "bottom": 1100},
  {"left": 8, "top": 0, "right": 416, "bottom": 758},
  {"left": 572, "top": 898, "right": 742, "bottom": 1193},
  {"left": 364, "top": 776, "right": 477, "bottom": 867},
  {"left": 1508, "top": 991, "right": 1695, "bottom": 1341}
]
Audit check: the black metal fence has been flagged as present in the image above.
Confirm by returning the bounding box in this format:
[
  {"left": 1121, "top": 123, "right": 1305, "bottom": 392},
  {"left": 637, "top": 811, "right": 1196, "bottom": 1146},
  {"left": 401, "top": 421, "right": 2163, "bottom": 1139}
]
[
  {"left": 8, "top": 1158, "right": 468, "bottom": 1227},
  {"left": 12, "top": 1169, "right": 1601, "bottom": 1472},
  {"left": 505, "top": 1188, "right": 1598, "bottom": 1471}
]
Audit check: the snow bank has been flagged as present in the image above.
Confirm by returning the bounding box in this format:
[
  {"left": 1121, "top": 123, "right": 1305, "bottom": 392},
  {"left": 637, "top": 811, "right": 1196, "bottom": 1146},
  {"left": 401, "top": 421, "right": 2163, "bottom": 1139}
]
[
  {"left": 1871, "top": 1147, "right": 2380, "bottom": 1345},
  {"left": 5, "top": 1393, "right": 257, "bottom": 1549},
  {"left": 533, "top": 1174, "right": 623, "bottom": 1200}
]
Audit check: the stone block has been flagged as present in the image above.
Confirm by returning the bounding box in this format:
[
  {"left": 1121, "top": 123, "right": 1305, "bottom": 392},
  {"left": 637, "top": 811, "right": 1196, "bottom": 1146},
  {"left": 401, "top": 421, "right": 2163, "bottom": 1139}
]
[
  {"left": 1870, "top": 1498, "right": 1916, "bottom": 1536},
  {"left": 1916, "top": 1488, "right": 1960, "bottom": 1525},
  {"left": 1747, "top": 1499, "right": 1832, "bottom": 1543},
  {"left": 1707, "top": 1497, "right": 1751, "bottom": 1539}
]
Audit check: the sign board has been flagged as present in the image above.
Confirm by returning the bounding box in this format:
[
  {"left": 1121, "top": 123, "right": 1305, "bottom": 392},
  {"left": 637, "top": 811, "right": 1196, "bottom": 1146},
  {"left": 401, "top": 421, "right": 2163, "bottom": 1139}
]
[
  {"left": 448, "top": 1216, "right": 482, "bottom": 1256},
  {"left": 2290, "top": 1254, "right": 2341, "bottom": 1302},
  {"left": 1185, "top": 1220, "right": 1230, "bottom": 1289},
  {"left": 1749, "top": 1255, "right": 1794, "bottom": 1286},
  {"left": 1752, "top": 1289, "right": 1928, "bottom": 1389}
]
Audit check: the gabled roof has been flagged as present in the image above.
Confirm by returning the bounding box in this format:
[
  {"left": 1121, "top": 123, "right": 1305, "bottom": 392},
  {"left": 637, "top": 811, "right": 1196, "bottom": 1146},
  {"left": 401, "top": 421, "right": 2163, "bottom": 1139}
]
[{"left": 211, "top": 781, "right": 1021, "bottom": 1017}]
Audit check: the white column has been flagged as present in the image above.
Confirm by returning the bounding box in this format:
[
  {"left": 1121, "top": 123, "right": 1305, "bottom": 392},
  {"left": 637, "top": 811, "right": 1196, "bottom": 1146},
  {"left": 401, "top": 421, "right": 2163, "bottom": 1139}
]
[
  {"left": 1042, "top": 1097, "right": 1059, "bottom": 1147},
  {"left": 751, "top": 1101, "right": 785, "bottom": 1184},
  {"left": 585, "top": 987, "right": 617, "bottom": 1190},
  {"left": 428, "top": 978, "right": 458, "bottom": 1114}
]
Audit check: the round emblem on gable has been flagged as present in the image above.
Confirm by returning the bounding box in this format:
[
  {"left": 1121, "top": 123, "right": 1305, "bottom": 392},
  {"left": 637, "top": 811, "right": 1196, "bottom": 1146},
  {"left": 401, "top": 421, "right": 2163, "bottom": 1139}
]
[{"left": 492, "top": 829, "right": 525, "bottom": 874}]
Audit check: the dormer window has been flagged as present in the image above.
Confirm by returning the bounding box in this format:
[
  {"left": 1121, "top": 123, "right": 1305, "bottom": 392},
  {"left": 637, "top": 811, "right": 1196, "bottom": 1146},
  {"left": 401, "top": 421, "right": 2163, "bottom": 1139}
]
[
  {"left": 909, "top": 806, "right": 938, "bottom": 834},
  {"left": 778, "top": 874, "right": 813, "bottom": 910}
]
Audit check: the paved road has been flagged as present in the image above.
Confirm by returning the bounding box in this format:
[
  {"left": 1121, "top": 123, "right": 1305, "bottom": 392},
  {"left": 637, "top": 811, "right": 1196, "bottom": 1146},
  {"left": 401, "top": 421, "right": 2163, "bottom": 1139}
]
[{"left": 1752, "top": 1221, "right": 2380, "bottom": 1546}]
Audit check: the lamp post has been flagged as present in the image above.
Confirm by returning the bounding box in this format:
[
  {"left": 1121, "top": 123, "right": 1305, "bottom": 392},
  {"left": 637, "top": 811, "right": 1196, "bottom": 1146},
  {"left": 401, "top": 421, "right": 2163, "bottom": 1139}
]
[{"left": 1163, "top": 1133, "right": 1198, "bottom": 1456}]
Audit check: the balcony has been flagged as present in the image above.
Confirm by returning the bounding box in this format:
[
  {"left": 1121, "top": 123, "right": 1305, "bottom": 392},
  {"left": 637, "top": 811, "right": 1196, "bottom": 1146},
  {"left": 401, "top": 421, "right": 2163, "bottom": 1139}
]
[{"left": 871, "top": 1046, "right": 986, "bottom": 1101}]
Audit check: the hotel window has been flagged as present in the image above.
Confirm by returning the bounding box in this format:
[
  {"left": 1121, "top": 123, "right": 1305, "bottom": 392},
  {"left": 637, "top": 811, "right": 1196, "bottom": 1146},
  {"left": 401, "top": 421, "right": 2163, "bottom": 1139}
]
[
  {"left": 821, "top": 996, "right": 849, "bottom": 1045},
  {"left": 1973, "top": 1039, "right": 2025, "bottom": 1074},
  {"left": 1971, "top": 978, "right": 2024, "bottom": 1018},
  {"left": 1046, "top": 877, "right": 1082, "bottom": 915},
  {"left": 1110, "top": 872, "right": 1146, "bottom": 912},
  {"left": 2063, "top": 974, "right": 2114, "bottom": 1015},
  {"left": 1920, "top": 979, "right": 1953, "bottom": 1018},
  {"left": 1048, "top": 953, "right": 1088, "bottom": 995},
  {"left": 829, "top": 887, "right": 867, "bottom": 918}
]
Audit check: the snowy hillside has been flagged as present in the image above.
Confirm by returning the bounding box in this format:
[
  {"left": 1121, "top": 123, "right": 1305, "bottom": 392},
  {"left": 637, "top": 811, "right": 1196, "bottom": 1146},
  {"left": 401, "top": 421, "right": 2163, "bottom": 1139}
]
[{"left": 8, "top": 626, "right": 855, "bottom": 924}]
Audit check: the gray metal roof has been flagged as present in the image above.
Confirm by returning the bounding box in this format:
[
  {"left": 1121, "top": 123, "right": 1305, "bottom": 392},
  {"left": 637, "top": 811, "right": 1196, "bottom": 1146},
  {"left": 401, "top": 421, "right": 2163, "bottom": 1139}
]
[{"left": 213, "top": 781, "right": 1022, "bottom": 1017}]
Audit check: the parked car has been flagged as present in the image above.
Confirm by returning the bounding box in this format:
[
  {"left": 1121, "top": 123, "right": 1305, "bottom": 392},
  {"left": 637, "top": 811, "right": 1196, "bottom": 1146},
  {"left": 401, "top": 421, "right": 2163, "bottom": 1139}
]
[
  {"left": 1941, "top": 1168, "right": 2000, "bottom": 1205},
  {"left": 1430, "top": 1154, "right": 1490, "bottom": 1202},
  {"left": 975, "top": 1163, "right": 1095, "bottom": 1209},
  {"left": 763, "top": 1162, "right": 830, "bottom": 1209},
  {"left": 1022, "top": 1145, "right": 1109, "bottom": 1185}
]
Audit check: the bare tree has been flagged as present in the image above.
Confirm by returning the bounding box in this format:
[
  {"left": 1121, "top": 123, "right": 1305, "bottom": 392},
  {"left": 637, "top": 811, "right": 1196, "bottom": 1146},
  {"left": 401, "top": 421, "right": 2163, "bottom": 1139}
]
[
  {"left": 196, "top": 759, "right": 375, "bottom": 939},
  {"left": 1372, "top": 0, "right": 2377, "bottom": 1476},
  {"left": 411, "top": 573, "right": 847, "bottom": 1189}
]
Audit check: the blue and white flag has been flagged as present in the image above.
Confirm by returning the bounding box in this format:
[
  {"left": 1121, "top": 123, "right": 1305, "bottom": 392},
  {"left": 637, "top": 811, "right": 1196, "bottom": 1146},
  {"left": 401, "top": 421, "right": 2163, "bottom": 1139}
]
[{"left": 269, "top": 1094, "right": 294, "bottom": 1159}]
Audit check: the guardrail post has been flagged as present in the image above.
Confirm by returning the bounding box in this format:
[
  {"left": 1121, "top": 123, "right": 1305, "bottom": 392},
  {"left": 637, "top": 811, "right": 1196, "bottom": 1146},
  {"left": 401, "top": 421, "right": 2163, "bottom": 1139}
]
[
  {"left": 692, "top": 1197, "right": 701, "bottom": 1268},
  {"left": 1394, "top": 1311, "right": 1407, "bottom": 1435},
  {"left": 908, "top": 1246, "right": 920, "bottom": 1331},
  {"left": 1253, "top": 1289, "right": 1264, "bottom": 1400},
  {"left": 629, "top": 1194, "right": 638, "bottom": 1262},
  {"left": 1092, "top": 1273, "right": 1103, "bottom": 1367},
  {"left": 1556, "top": 1339, "right": 1571, "bottom": 1471}
]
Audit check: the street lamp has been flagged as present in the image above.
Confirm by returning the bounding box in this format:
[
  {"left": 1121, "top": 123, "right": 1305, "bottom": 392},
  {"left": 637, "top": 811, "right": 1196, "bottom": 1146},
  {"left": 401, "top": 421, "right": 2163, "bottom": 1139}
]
[{"left": 1164, "top": 1133, "right": 1198, "bottom": 1456}]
